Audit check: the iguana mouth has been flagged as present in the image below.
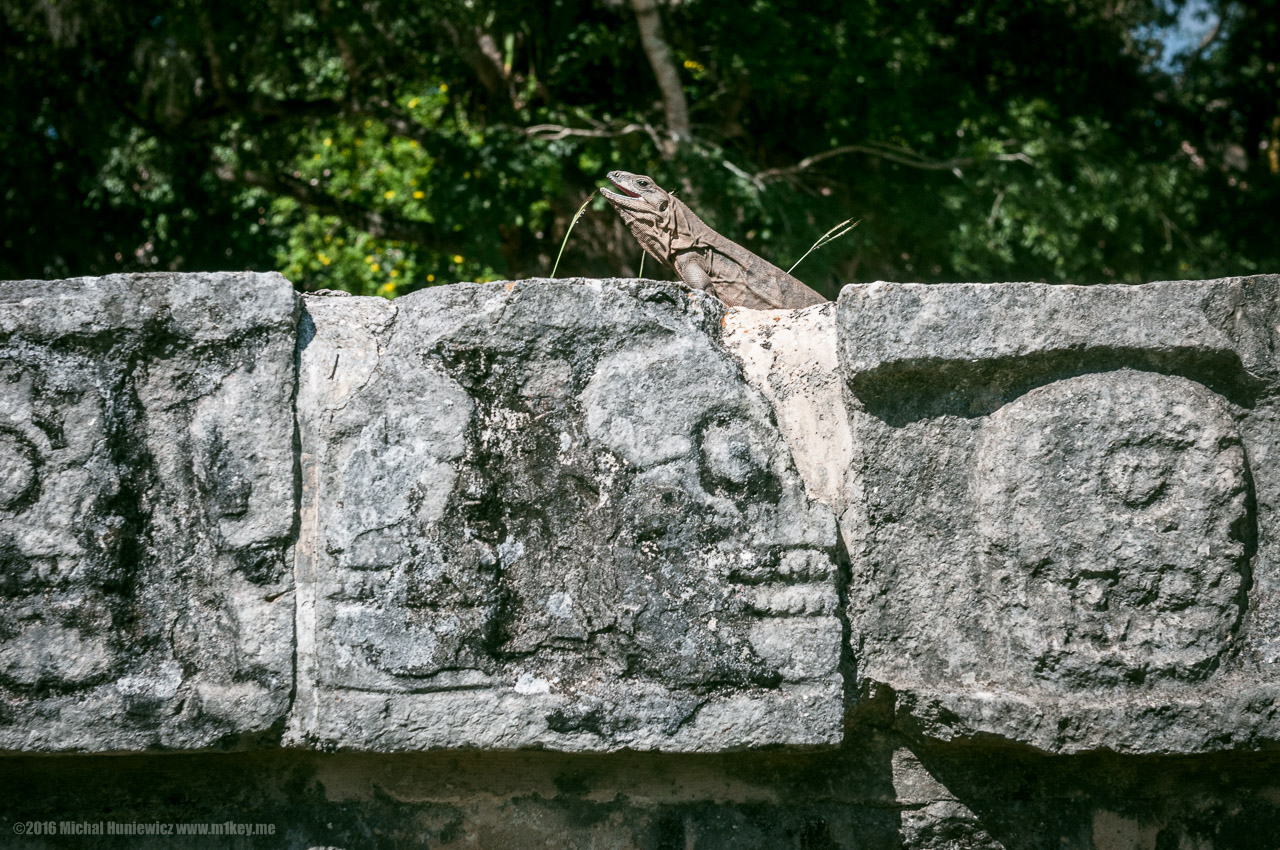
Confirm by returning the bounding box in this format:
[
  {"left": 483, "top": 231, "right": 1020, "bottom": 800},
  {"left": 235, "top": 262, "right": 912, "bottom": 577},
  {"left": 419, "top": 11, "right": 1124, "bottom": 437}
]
[
  {"left": 606, "top": 176, "right": 641, "bottom": 198},
  {"left": 600, "top": 184, "right": 647, "bottom": 211}
]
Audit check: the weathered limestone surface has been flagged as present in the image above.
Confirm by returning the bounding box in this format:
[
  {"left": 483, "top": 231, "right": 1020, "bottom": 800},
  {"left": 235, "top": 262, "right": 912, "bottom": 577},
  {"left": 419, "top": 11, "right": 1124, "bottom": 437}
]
[
  {"left": 838, "top": 277, "right": 1280, "bottom": 754},
  {"left": 3, "top": 271, "right": 1280, "bottom": 846},
  {"left": 722, "top": 302, "right": 860, "bottom": 514},
  {"left": 0, "top": 273, "right": 298, "bottom": 752},
  {"left": 288, "top": 279, "right": 843, "bottom": 751}
]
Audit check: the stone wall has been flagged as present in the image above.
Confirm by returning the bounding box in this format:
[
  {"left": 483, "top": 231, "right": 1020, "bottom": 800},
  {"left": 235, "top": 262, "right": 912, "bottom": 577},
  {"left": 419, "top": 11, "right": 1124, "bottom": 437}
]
[{"left": 1, "top": 272, "right": 1278, "bottom": 848}]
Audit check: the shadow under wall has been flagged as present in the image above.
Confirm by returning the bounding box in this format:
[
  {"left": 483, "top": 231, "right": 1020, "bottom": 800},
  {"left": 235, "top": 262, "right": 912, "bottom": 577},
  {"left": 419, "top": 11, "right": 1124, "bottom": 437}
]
[
  {"left": 0, "top": 734, "right": 901, "bottom": 850},
  {"left": 4, "top": 731, "right": 1280, "bottom": 849},
  {"left": 905, "top": 735, "right": 1280, "bottom": 850}
]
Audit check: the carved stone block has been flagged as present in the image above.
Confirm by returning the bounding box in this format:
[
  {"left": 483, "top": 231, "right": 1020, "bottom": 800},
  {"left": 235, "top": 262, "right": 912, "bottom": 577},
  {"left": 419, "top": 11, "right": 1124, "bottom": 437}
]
[
  {"left": 838, "top": 277, "right": 1280, "bottom": 753},
  {"left": 0, "top": 273, "right": 298, "bottom": 751},
  {"left": 289, "top": 280, "right": 842, "bottom": 751}
]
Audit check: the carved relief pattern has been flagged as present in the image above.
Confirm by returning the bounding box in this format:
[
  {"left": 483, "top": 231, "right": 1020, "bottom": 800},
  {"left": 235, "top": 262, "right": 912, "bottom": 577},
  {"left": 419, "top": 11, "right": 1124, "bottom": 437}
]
[
  {"left": 0, "top": 274, "right": 298, "bottom": 751},
  {"left": 975, "top": 371, "right": 1250, "bottom": 686},
  {"left": 293, "top": 283, "right": 843, "bottom": 750}
]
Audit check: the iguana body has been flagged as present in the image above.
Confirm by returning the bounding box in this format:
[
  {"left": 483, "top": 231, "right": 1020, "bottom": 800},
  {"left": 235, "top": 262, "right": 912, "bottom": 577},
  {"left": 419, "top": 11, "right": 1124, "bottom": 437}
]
[{"left": 600, "top": 171, "right": 827, "bottom": 310}]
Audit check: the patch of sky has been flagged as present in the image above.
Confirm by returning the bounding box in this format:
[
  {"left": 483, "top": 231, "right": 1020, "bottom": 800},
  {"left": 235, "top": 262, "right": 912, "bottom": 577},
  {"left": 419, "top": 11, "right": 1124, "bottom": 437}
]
[{"left": 1136, "top": 0, "right": 1222, "bottom": 70}]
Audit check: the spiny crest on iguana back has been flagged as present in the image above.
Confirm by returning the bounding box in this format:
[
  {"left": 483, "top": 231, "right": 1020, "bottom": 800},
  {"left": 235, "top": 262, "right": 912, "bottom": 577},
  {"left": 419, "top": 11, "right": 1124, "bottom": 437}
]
[{"left": 600, "top": 170, "right": 827, "bottom": 311}]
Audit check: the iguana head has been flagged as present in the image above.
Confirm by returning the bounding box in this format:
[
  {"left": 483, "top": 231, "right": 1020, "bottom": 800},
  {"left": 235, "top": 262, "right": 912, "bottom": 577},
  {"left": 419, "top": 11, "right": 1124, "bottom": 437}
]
[
  {"left": 600, "top": 171, "right": 679, "bottom": 262},
  {"left": 599, "top": 171, "right": 671, "bottom": 215}
]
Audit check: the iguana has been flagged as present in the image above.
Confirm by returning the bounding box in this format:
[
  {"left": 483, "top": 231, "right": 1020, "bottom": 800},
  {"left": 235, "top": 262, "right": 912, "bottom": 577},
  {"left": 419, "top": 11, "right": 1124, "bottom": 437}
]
[{"left": 600, "top": 170, "right": 827, "bottom": 310}]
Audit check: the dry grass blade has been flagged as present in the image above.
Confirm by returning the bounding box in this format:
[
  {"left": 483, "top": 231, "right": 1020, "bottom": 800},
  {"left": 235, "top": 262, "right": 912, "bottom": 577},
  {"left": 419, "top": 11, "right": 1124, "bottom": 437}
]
[
  {"left": 551, "top": 195, "right": 595, "bottom": 279},
  {"left": 787, "top": 218, "right": 860, "bottom": 275}
]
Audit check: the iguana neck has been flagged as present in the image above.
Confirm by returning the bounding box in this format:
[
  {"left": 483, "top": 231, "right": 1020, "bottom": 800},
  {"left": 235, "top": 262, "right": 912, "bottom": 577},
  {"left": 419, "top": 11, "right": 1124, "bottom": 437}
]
[{"left": 626, "top": 196, "right": 711, "bottom": 268}]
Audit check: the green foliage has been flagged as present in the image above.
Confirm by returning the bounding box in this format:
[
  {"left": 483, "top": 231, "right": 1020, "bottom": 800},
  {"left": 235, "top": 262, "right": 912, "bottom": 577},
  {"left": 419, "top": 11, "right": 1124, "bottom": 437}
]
[
  {"left": 268, "top": 90, "right": 500, "bottom": 296},
  {"left": 1, "top": 0, "right": 1275, "bottom": 293}
]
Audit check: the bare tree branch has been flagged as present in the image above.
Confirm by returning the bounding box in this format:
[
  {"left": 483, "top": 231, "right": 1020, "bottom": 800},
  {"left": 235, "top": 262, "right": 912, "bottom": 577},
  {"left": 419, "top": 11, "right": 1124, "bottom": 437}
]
[
  {"left": 1185, "top": 13, "right": 1223, "bottom": 65},
  {"left": 1196, "top": 15, "right": 1222, "bottom": 52},
  {"left": 627, "top": 0, "right": 690, "bottom": 155},
  {"left": 186, "top": 93, "right": 346, "bottom": 131},
  {"left": 440, "top": 18, "right": 517, "bottom": 106},
  {"left": 721, "top": 158, "right": 765, "bottom": 191},
  {"left": 754, "top": 142, "right": 1034, "bottom": 182},
  {"left": 197, "top": 11, "right": 230, "bottom": 105},
  {"left": 524, "top": 119, "right": 661, "bottom": 147},
  {"left": 987, "top": 189, "right": 1006, "bottom": 226}
]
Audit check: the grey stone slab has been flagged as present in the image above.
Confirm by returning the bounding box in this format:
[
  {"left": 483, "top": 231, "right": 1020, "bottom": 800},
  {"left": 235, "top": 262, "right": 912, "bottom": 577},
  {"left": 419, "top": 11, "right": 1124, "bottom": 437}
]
[
  {"left": 289, "top": 279, "right": 843, "bottom": 751},
  {"left": 0, "top": 272, "right": 299, "bottom": 752},
  {"left": 838, "top": 277, "right": 1280, "bottom": 754}
]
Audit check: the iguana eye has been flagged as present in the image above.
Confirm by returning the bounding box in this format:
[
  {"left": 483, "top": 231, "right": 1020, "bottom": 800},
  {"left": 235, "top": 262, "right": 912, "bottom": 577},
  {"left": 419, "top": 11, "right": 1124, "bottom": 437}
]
[{"left": 638, "top": 180, "right": 649, "bottom": 186}]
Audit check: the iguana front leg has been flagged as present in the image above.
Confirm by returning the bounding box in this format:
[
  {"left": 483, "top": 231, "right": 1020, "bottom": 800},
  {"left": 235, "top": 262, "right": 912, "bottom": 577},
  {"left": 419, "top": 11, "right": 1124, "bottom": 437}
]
[{"left": 674, "top": 253, "right": 712, "bottom": 292}]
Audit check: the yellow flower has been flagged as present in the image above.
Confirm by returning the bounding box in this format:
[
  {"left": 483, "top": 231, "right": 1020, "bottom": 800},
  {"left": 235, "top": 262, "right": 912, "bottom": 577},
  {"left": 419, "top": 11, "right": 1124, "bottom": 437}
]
[
  {"left": 389, "top": 269, "right": 400, "bottom": 278},
  {"left": 439, "top": 83, "right": 448, "bottom": 93},
  {"left": 463, "top": 171, "right": 471, "bottom": 179},
  {"left": 683, "top": 59, "right": 704, "bottom": 71},
  {"left": 323, "top": 138, "right": 332, "bottom": 146},
  {"left": 317, "top": 252, "right": 331, "bottom": 266},
  {"left": 413, "top": 191, "right": 424, "bottom": 199},
  {"left": 312, "top": 153, "right": 321, "bottom": 160},
  {"left": 427, "top": 274, "right": 435, "bottom": 282},
  {"left": 370, "top": 263, "right": 381, "bottom": 272},
  {"left": 384, "top": 190, "right": 396, "bottom": 200},
  {"left": 408, "top": 98, "right": 420, "bottom": 108},
  {"left": 365, "top": 255, "right": 375, "bottom": 263},
  {"left": 452, "top": 254, "right": 464, "bottom": 264}
]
